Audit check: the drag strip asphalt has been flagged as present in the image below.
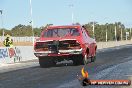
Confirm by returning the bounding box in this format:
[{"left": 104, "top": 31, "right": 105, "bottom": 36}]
[{"left": 0, "top": 44, "right": 132, "bottom": 88}]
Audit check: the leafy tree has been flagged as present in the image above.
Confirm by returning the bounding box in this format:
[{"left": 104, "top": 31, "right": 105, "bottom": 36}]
[{"left": 0, "top": 22, "right": 131, "bottom": 42}]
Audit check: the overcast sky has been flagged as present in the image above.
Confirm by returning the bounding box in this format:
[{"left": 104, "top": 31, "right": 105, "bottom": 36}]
[{"left": 0, "top": 0, "right": 132, "bottom": 29}]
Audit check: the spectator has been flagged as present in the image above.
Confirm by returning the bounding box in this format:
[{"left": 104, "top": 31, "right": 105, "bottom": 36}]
[{"left": 3, "top": 34, "right": 13, "bottom": 47}]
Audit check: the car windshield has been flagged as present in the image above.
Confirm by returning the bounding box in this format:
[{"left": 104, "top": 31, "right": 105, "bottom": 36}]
[{"left": 43, "top": 28, "right": 80, "bottom": 38}]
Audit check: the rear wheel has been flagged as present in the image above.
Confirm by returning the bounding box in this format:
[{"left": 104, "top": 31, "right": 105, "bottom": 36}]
[
  {"left": 72, "top": 55, "right": 82, "bottom": 65},
  {"left": 81, "top": 54, "right": 88, "bottom": 65},
  {"left": 38, "top": 57, "right": 56, "bottom": 68},
  {"left": 91, "top": 48, "right": 97, "bottom": 62},
  {"left": 72, "top": 54, "right": 88, "bottom": 65},
  {"left": 91, "top": 56, "right": 96, "bottom": 62}
]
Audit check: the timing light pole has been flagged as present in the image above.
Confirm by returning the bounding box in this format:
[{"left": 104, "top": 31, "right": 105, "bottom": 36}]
[{"left": 29, "top": 0, "right": 34, "bottom": 46}]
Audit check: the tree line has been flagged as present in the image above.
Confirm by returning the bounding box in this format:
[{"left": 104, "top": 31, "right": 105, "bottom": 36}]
[{"left": 0, "top": 22, "right": 131, "bottom": 42}]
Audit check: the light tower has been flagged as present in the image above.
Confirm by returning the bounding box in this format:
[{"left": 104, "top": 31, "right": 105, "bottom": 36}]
[
  {"left": 29, "top": 0, "right": 34, "bottom": 46},
  {"left": 69, "top": 4, "right": 74, "bottom": 24}
]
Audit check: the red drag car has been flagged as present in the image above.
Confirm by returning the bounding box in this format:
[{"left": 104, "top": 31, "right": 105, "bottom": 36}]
[{"left": 34, "top": 25, "right": 97, "bottom": 67}]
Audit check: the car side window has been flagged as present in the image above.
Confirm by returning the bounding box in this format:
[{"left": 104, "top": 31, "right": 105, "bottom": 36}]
[
  {"left": 84, "top": 30, "right": 89, "bottom": 39},
  {"left": 81, "top": 28, "right": 87, "bottom": 39}
]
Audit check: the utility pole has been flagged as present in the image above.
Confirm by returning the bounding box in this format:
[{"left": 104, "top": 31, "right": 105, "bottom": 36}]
[
  {"left": 130, "top": 28, "right": 132, "bottom": 40},
  {"left": 29, "top": 0, "right": 34, "bottom": 46},
  {"left": 69, "top": 4, "right": 74, "bottom": 24},
  {"left": 0, "top": 10, "right": 4, "bottom": 39},
  {"left": 120, "top": 26, "right": 123, "bottom": 41},
  {"left": 126, "top": 32, "right": 129, "bottom": 40},
  {"left": 93, "top": 22, "right": 95, "bottom": 37},
  {"left": 106, "top": 24, "right": 108, "bottom": 42},
  {"left": 115, "top": 26, "right": 117, "bottom": 41}
]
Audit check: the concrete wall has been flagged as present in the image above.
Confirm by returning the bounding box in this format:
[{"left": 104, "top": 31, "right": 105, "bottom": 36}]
[
  {"left": 16, "top": 46, "right": 37, "bottom": 61},
  {"left": 0, "top": 47, "right": 20, "bottom": 64},
  {"left": 0, "top": 40, "right": 132, "bottom": 64},
  {"left": 0, "top": 46, "right": 37, "bottom": 64}
]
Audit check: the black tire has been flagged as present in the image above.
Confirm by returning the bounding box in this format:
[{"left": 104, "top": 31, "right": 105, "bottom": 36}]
[
  {"left": 91, "top": 56, "right": 96, "bottom": 62},
  {"left": 38, "top": 57, "right": 56, "bottom": 68},
  {"left": 81, "top": 54, "right": 88, "bottom": 65},
  {"left": 91, "top": 49, "right": 97, "bottom": 62},
  {"left": 72, "top": 54, "right": 88, "bottom": 65},
  {"left": 72, "top": 55, "right": 82, "bottom": 65}
]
